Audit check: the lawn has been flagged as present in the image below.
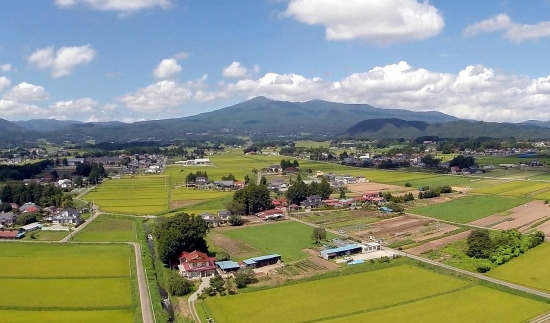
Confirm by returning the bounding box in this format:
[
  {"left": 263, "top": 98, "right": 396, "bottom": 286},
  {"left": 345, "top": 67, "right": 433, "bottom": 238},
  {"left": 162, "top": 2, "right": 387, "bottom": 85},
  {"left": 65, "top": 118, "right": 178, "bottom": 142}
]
[
  {"left": 202, "top": 265, "right": 549, "bottom": 323},
  {"left": 488, "top": 243, "right": 550, "bottom": 293},
  {"left": 216, "top": 221, "right": 333, "bottom": 262},
  {"left": 73, "top": 214, "right": 138, "bottom": 242},
  {"left": 21, "top": 230, "right": 68, "bottom": 241},
  {"left": 84, "top": 176, "right": 170, "bottom": 214},
  {"left": 408, "top": 195, "right": 531, "bottom": 223},
  {"left": 0, "top": 243, "right": 138, "bottom": 321}
]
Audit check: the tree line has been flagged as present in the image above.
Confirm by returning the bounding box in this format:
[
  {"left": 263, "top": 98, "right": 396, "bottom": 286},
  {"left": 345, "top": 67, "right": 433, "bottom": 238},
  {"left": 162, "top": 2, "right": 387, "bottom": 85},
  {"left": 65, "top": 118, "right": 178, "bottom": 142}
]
[{"left": 0, "top": 181, "right": 73, "bottom": 208}]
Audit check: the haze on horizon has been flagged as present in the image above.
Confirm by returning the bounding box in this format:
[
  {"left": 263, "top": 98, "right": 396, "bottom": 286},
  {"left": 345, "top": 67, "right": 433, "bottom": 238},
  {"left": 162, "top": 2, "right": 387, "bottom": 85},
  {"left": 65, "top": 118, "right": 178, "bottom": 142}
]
[{"left": 2, "top": 0, "right": 550, "bottom": 124}]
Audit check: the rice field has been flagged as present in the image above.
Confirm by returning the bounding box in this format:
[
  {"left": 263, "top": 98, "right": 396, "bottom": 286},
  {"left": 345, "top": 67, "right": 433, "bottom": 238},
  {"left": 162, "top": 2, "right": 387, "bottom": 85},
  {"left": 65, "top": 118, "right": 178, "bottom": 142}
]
[
  {"left": 409, "top": 195, "right": 531, "bottom": 223},
  {"left": 84, "top": 176, "right": 170, "bottom": 214},
  {"left": 0, "top": 244, "right": 137, "bottom": 322},
  {"left": 73, "top": 214, "right": 138, "bottom": 242},
  {"left": 475, "top": 180, "right": 550, "bottom": 197},
  {"left": 201, "top": 265, "right": 549, "bottom": 323}
]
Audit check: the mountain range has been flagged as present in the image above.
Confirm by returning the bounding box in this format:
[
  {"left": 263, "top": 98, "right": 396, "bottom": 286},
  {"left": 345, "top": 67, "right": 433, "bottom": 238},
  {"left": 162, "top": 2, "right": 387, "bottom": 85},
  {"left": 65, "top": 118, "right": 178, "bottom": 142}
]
[{"left": 1, "top": 96, "right": 550, "bottom": 145}]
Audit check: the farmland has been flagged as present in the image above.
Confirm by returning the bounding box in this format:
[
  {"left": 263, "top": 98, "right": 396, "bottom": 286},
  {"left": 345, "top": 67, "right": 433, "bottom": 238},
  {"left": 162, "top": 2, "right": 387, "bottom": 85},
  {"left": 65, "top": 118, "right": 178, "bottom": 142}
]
[
  {"left": 409, "top": 195, "right": 531, "bottom": 223},
  {"left": 487, "top": 244, "right": 550, "bottom": 293},
  {"left": 84, "top": 176, "right": 170, "bottom": 214},
  {"left": 73, "top": 214, "right": 138, "bottom": 242},
  {"left": 201, "top": 265, "right": 549, "bottom": 323},
  {"left": 212, "top": 221, "right": 334, "bottom": 262},
  {"left": 475, "top": 180, "right": 550, "bottom": 197},
  {"left": 0, "top": 244, "right": 137, "bottom": 322}
]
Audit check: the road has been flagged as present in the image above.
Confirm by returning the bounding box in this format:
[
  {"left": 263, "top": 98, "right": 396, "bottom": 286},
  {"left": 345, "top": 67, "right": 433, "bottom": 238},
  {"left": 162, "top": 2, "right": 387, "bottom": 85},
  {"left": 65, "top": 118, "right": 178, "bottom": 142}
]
[
  {"left": 188, "top": 276, "right": 212, "bottom": 323},
  {"left": 130, "top": 242, "right": 155, "bottom": 323},
  {"left": 59, "top": 209, "right": 100, "bottom": 242}
]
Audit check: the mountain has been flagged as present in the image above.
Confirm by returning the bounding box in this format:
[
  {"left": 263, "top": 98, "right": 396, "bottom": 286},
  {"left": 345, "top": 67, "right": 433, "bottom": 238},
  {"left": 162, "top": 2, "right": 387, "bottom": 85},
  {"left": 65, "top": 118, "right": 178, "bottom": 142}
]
[
  {"left": 521, "top": 120, "right": 550, "bottom": 128},
  {"left": 345, "top": 118, "right": 550, "bottom": 139},
  {"left": 0, "top": 118, "right": 25, "bottom": 132},
  {"left": 14, "top": 119, "right": 83, "bottom": 132}
]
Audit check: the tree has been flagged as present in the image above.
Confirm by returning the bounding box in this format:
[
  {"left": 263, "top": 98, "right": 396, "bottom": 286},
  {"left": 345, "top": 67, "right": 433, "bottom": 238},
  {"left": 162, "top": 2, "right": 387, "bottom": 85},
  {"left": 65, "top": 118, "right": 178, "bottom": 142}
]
[
  {"left": 234, "top": 267, "right": 258, "bottom": 288},
  {"left": 285, "top": 179, "right": 309, "bottom": 205},
  {"left": 228, "top": 214, "right": 244, "bottom": 226},
  {"left": 221, "top": 173, "right": 236, "bottom": 181},
  {"left": 244, "top": 174, "right": 251, "bottom": 184},
  {"left": 318, "top": 177, "right": 332, "bottom": 200},
  {"left": 311, "top": 227, "right": 327, "bottom": 245},
  {"left": 50, "top": 170, "right": 59, "bottom": 180},
  {"left": 225, "top": 200, "right": 245, "bottom": 215},
  {"left": 16, "top": 213, "right": 37, "bottom": 226},
  {"left": 62, "top": 158, "right": 68, "bottom": 166},
  {"left": 339, "top": 188, "right": 346, "bottom": 199},
  {"left": 209, "top": 275, "right": 225, "bottom": 294},
  {"left": 74, "top": 176, "right": 83, "bottom": 188},
  {"left": 0, "top": 202, "right": 12, "bottom": 212},
  {"left": 233, "top": 183, "right": 273, "bottom": 215},
  {"left": 421, "top": 154, "right": 441, "bottom": 168},
  {"left": 154, "top": 213, "right": 209, "bottom": 265},
  {"left": 166, "top": 271, "right": 193, "bottom": 296},
  {"left": 467, "top": 229, "right": 493, "bottom": 259},
  {"left": 260, "top": 176, "right": 267, "bottom": 186},
  {"left": 215, "top": 250, "right": 231, "bottom": 261}
]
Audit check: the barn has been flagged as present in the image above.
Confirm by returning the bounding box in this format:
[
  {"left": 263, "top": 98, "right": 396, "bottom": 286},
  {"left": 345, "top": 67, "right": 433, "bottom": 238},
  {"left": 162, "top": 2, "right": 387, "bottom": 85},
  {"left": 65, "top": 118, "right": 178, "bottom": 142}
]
[{"left": 320, "top": 244, "right": 362, "bottom": 260}]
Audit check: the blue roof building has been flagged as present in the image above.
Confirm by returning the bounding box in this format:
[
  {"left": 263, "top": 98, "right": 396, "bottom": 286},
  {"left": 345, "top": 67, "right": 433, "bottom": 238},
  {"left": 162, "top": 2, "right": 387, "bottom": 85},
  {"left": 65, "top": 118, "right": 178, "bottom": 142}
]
[
  {"left": 319, "top": 244, "right": 362, "bottom": 260},
  {"left": 215, "top": 260, "right": 241, "bottom": 273}
]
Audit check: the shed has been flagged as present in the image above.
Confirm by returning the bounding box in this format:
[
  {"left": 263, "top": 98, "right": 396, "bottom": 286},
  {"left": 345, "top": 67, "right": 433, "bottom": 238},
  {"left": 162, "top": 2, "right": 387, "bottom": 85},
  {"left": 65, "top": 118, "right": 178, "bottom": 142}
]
[
  {"left": 242, "top": 254, "right": 282, "bottom": 268},
  {"left": 21, "top": 222, "right": 42, "bottom": 232},
  {"left": 320, "top": 244, "right": 362, "bottom": 260},
  {"left": 215, "top": 260, "right": 241, "bottom": 274}
]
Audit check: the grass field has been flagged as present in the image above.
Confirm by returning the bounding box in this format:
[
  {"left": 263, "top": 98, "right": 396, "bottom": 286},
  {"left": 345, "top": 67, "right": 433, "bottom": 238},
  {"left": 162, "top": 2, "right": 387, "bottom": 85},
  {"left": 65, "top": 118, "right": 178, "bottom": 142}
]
[
  {"left": 21, "top": 230, "right": 68, "bottom": 241},
  {"left": 409, "top": 195, "right": 531, "bottom": 223},
  {"left": 74, "top": 214, "right": 138, "bottom": 242},
  {"left": 216, "top": 221, "right": 334, "bottom": 262},
  {"left": 475, "top": 180, "right": 550, "bottom": 196},
  {"left": 0, "top": 244, "right": 137, "bottom": 322},
  {"left": 84, "top": 176, "right": 170, "bottom": 214},
  {"left": 202, "top": 265, "right": 549, "bottom": 323},
  {"left": 296, "top": 210, "right": 380, "bottom": 233},
  {"left": 488, "top": 243, "right": 550, "bottom": 293}
]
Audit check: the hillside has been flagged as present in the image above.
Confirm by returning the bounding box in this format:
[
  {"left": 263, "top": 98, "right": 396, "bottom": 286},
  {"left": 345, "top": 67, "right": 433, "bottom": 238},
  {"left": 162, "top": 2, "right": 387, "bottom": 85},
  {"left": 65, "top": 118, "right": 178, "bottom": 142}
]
[
  {"left": 0, "top": 118, "right": 25, "bottom": 132},
  {"left": 14, "top": 119, "right": 83, "bottom": 132},
  {"left": 345, "top": 118, "right": 550, "bottom": 139}
]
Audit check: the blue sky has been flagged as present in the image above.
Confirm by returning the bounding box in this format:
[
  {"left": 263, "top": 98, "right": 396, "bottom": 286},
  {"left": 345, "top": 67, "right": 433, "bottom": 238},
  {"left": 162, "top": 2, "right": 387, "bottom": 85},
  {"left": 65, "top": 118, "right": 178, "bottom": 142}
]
[{"left": 1, "top": 0, "right": 550, "bottom": 123}]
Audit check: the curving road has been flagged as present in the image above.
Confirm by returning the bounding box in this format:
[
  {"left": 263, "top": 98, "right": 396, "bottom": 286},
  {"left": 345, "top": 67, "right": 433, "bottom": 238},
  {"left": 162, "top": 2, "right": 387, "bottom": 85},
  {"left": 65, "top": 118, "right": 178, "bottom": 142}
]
[{"left": 129, "top": 242, "right": 155, "bottom": 323}]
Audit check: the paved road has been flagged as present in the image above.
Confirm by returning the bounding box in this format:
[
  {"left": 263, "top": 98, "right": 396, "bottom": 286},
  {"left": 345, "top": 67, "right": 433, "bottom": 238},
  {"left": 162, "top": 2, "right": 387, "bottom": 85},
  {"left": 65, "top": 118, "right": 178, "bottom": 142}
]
[
  {"left": 188, "top": 276, "right": 212, "bottom": 323},
  {"left": 130, "top": 242, "right": 155, "bottom": 323}
]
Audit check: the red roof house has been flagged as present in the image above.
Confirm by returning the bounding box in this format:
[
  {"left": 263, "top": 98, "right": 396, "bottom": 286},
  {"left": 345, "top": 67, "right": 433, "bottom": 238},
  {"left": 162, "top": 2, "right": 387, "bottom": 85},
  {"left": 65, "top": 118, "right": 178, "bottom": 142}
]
[{"left": 178, "top": 251, "right": 217, "bottom": 279}]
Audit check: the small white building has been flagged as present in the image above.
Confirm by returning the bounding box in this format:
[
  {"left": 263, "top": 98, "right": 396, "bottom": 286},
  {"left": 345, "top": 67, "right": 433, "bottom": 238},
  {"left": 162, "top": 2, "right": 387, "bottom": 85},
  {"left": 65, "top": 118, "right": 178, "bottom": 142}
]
[{"left": 361, "top": 242, "right": 382, "bottom": 253}]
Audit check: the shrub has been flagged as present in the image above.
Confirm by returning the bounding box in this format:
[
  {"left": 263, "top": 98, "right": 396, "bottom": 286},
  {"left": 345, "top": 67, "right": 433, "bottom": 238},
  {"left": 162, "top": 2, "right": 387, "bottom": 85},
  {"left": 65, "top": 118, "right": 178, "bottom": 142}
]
[
  {"left": 235, "top": 267, "right": 258, "bottom": 288},
  {"left": 476, "top": 265, "right": 490, "bottom": 273},
  {"left": 166, "top": 271, "right": 193, "bottom": 296},
  {"left": 405, "top": 182, "right": 411, "bottom": 187}
]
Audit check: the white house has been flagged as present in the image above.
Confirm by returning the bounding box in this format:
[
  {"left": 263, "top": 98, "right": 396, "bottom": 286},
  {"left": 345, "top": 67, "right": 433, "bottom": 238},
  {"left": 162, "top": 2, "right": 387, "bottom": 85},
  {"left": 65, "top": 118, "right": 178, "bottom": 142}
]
[{"left": 52, "top": 208, "right": 82, "bottom": 225}]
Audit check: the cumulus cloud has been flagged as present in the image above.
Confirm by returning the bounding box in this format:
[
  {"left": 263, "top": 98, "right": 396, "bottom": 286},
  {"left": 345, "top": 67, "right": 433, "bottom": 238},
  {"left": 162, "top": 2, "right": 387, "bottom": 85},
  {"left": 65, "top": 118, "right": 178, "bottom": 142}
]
[
  {"left": 1, "top": 64, "right": 11, "bottom": 72},
  {"left": 54, "top": 0, "right": 172, "bottom": 13},
  {"left": 0, "top": 99, "right": 46, "bottom": 117},
  {"left": 3, "top": 82, "right": 49, "bottom": 102},
  {"left": 173, "top": 52, "right": 191, "bottom": 60},
  {"left": 284, "top": 0, "right": 444, "bottom": 44},
  {"left": 153, "top": 58, "right": 182, "bottom": 80},
  {"left": 217, "top": 61, "right": 550, "bottom": 122},
  {"left": 464, "top": 14, "right": 550, "bottom": 42},
  {"left": 119, "top": 80, "right": 194, "bottom": 112},
  {"left": 222, "top": 62, "right": 260, "bottom": 79},
  {"left": 49, "top": 98, "right": 99, "bottom": 114},
  {"left": 0, "top": 76, "right": 10, "bottom": 92},
  {"left": 28, "top": 45, "right": 96, "bottom": 78}
]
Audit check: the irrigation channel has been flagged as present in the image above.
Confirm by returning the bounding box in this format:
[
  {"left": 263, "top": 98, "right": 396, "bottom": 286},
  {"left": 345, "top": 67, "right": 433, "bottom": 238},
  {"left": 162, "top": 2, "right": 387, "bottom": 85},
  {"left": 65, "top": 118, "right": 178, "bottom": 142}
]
[{"left": 144, "top": 222, "right": 175, "bottom": 322}]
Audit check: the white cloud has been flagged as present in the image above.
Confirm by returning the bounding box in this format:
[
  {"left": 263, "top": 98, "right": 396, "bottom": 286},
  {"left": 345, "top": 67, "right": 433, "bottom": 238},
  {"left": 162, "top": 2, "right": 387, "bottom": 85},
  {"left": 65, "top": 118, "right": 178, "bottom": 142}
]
[
  {"left": 119, "top": 80, "right": 194, "bottom": 112},
  {"left": 50, "top": 98, "right": 99, "bottom": 114},
  {"left": 54, "top": 0, "right": 172, "bottom": 12},
  {"left": 464, "top": 14, "right": 550, "bottom": 42},
  {"left": 463, "top": 14, "right": 511, "bottom": 37},
  {"left": 153, "top": 58, "right": 181, "bottom": 80},
  {"left": 1, "top": 64, "right": 11, "bottom": 72},
  {"left": 222, "top": 62, "right": 248, "bottom": 78},
  {"left": 3, "top": 82, "right": 49, "bottom": 102},
  {"left": 284, "top": 0, "right": 444, "bottom": 44},
  {"left": 0, "top": 76, "right": 10, "bottom": 92},
  {"left": 28, "top": 45, "right": 96, "bottom": 78},
  {"left": 0, "top": 99, "right": 46, "bottom": 117},
  {"left": 217, "top": 61, "right": 550, "bottom": 122},
  {"left": 173, "top": 52, "right": 191, "bottom": 60}
]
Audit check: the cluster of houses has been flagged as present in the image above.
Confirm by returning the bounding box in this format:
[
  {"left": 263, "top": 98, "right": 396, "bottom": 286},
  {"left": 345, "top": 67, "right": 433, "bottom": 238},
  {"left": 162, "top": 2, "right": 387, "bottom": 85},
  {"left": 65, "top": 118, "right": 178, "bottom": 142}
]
[
  {"left": 0, "top": 203, "right": 82, "bottom": 239},
  {"left": 175, "top": 158, "right": 213, "bottom": 166},
  {"left": 186, "top": 177, "right": 245, "bottom": 190},
  {"left": 177, "top": 250, "right": 282, "bottom": 279}
]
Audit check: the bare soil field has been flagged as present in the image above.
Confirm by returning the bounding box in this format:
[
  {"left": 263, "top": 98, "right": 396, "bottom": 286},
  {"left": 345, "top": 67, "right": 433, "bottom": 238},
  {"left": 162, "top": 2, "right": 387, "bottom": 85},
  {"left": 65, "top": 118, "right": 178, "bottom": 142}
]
[
  {"left": 354, "top": 215, "right": 453, "bottom": 243},
  {"left": 533, "top": 220, "right": 550, "bottom": 235},
  {"left": 347, "top": 182, "right": 406, "bottom": 193},
  {"left": 208, "top": 231, "right": 259, "bottom": 259},
  {"left": 468, "top": 201, "right": 550, "bottom": 232},
  {"left": 406, "top": 230, "right": 472, "bottom": 255}
]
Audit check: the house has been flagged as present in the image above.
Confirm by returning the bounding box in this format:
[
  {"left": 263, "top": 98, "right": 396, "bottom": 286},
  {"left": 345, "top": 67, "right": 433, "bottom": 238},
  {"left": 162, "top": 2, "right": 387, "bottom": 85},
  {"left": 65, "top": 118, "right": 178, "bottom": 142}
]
[
  {"left": 9, "top": 203, "right": 20, "bottom": 210},
  {"left": 178, "top": 250, "right": 217, "bottom": 279},
  {"left": 320, "top": 244, "right": 362, "bottom": 260},
  {"left": 52, "top": 208, "right": 82, "bottom": 225},
  {"left": 0, "top": 212, "right": 17, "bottom": 227},
  {"left": 242, "top": 254, "right": 282, "bottom": 269},
  {"left": 215, "top": 180, "right": 235, "bottom": 189},
  {"left": 57, "top": 179, "right": 73, "bottom": 188},
  {"left": 199, "top": 213, "right": 220, "bottom": 227},
  {"left": 19, "top": 202, "right": 40, "bottom": 213},
  {"left": 255, "top": 208, "right": 284, "bottom": 220},
  {"left": 217, "top": 210, "right": 231, "bottom": 224},
  {"left": 268, "top": 164, "right": 282, "bottom": 172},
  {"left": 301, "top": 195, "right": 323, "bottom": 209},
  {"left": 67, "top": 158, "right": 85, "bottom": 166},
  {"left": 215, "top": 260, "right": 241, "bottom": 274},
  {"left": 272, "top": 198, "right": 288, "bottom": 208}
]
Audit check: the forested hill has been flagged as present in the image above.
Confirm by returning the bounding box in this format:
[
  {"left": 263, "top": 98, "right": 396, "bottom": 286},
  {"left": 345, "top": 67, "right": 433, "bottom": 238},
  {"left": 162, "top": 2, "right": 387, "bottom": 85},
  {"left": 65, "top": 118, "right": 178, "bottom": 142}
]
[{"left": 344, "top": 118, "right": 550, "bottom": 139}]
